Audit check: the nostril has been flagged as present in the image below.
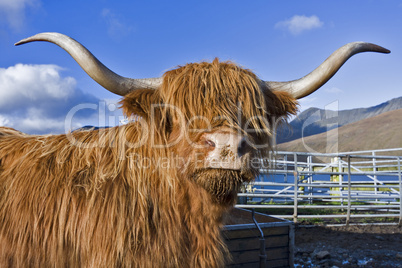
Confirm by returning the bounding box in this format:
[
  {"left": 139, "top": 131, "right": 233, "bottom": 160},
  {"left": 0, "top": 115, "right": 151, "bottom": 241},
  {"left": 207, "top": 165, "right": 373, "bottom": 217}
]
[
  {"left": 205, "top": 139, "right": 215, "bottom": 148},
  {"left": 237, "top": 138, "right": 251, "bottom": 157}
]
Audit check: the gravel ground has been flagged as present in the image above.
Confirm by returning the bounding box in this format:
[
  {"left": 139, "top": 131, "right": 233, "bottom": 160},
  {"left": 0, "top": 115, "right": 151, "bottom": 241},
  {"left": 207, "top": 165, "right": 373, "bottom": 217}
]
[{"left": 294, "top": 224, "right": 402, "bottom": 268}]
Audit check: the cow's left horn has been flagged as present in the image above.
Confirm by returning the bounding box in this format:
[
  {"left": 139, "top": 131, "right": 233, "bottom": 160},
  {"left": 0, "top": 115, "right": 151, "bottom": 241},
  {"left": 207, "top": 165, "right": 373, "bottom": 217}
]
[
  {"left": 263, "top": 42, "right": 390, "bottom": 99},
  {"left": 15, "top": 32, "right": 162, "bottom": 96}
]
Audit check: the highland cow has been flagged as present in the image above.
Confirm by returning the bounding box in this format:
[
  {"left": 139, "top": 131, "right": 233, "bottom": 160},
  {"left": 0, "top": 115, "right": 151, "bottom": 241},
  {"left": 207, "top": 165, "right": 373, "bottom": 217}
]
[{"left": 0, "top": 33, "right": 389, "bottom": 267}]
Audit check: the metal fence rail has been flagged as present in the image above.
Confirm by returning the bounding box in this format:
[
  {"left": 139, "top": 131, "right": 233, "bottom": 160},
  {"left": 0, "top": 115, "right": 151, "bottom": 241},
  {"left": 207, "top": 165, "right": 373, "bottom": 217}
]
[{"left": 236, "top": 148, "right": 402, "bottom": 225}]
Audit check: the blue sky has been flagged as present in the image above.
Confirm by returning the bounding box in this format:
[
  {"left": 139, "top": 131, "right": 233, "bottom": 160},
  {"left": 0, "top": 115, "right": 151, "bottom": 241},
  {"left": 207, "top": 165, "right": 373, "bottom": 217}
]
[{"left": 0, "top": 0, "right": 400, "bottom": 134}]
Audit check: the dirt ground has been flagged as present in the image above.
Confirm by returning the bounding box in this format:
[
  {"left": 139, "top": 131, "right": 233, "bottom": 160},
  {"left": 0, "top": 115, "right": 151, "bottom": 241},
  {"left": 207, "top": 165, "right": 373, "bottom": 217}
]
[{"left": 294, "top": 224, "right": 402, "bottom": 267}]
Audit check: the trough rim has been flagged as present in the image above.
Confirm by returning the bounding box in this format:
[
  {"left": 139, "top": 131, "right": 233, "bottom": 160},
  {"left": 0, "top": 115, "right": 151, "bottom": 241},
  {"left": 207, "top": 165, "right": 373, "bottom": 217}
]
[{"left": 223, "top": 208, "right": 294, "bottom": 231}]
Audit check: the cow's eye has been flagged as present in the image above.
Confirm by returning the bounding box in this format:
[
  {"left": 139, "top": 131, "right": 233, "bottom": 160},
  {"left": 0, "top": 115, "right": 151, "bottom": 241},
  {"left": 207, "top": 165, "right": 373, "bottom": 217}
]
[{"left": 205, "top": 140, "right": 215, "bottom": 148}]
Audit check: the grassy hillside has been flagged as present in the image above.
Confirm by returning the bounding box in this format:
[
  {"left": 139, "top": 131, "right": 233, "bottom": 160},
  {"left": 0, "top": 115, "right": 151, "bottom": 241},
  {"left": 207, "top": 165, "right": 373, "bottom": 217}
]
[
  {"left": 277, "top": 96, "right": 402, "bottom": 144},
  {"left": 276, "top": 108, "right": 402, "bottom": 154}
]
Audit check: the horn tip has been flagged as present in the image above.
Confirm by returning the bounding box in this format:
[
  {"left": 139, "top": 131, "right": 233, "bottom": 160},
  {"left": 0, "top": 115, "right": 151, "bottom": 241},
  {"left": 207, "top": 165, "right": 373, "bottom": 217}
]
[
  {"left": 14, "top": 32, "right": 61, "bottom": 47},
  {"left": 15, "top": 34, "right": 40, "bottom": 46},
  {"left": 365, "top": 42, "right": 391, "bottom": 54},
  {"left": 374, "top": 45, "right": 391, "bottom": 54},
  {"left": 15, "top": 38, "right": 29, "bottom": 46}
]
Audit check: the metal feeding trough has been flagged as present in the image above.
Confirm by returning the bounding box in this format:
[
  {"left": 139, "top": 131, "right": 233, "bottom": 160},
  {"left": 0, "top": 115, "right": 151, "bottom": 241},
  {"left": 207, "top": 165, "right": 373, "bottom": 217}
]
[{"left": 222, "top": 208, "right": 294, "bottom": 267}]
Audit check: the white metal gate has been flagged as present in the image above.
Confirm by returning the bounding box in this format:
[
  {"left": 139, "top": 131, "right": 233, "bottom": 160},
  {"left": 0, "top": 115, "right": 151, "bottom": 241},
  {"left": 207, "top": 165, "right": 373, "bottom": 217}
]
[{"left": 236, "top": 148, "right": 402, "bottom": 225}]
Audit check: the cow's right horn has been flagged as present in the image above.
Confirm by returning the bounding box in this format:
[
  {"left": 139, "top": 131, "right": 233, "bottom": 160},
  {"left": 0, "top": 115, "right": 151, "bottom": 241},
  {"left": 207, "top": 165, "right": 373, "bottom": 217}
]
[
  {"left": 263, "top": 42, "right": 390, "bottom": 99},
  {"left": 15, "top": 32, "right": 162, "bottom": 96}
]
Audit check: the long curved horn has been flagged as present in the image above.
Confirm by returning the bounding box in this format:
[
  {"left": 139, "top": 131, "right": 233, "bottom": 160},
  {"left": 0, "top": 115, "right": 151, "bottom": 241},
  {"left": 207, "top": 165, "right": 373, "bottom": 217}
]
[
  {"left": 15, "top": 32, "right": 162, "bottom": 96},
  {"left": 264, "top": 42, "right": 390, "bottom": 99}
]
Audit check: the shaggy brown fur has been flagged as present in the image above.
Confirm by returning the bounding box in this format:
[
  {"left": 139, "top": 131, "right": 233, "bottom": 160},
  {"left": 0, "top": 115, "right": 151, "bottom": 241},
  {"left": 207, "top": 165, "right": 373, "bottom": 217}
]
[{"left": 0, "top": 59, "right": 298, "bottom": 267}]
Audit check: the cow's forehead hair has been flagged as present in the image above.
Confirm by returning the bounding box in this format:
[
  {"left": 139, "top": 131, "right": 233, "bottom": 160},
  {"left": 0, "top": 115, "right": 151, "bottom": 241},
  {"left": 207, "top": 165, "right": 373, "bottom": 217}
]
[{"left": 159, "top": 58, "right": 270, "bottom": 134}]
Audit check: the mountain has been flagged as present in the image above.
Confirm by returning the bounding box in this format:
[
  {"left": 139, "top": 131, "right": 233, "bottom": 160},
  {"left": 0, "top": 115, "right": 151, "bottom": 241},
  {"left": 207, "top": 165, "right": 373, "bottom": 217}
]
[
  {"left": 276, "top": 96, "right": 402, "bottom": 144},
  {"left": 276, "top": 108, "right": 402, "bottom": 154}
]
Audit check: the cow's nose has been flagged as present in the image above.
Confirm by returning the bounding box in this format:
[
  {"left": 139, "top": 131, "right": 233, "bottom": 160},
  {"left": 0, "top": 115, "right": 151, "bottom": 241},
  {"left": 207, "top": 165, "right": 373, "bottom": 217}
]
[{"left": 237, "top": 137, "right": 252, "bottom": 158}]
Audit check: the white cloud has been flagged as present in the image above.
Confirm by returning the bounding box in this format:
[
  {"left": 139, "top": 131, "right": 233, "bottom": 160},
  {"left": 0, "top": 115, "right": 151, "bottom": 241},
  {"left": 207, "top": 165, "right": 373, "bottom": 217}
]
[
  {"left": 0, "top": 64, "right": 107, "bottom": 134},
  {"left": 298, "top": 96, "right": 318, "bottom": 105},
  {"left": 0, "top": 114, "right": 9, "bottom": 126},
  {"left": 0, "top": 64, "right": 75, "bottom": 106},
  {"left": 16, "top": 112, "right": 68, "bottom": 134},
  {"left": 0, "top": 0, "right": 39, "bottom": 30},
  {"left": 325, "top": 87, "right": 343, "bottom": 94},
  {"left": 101, "top": 8, "right": 133, "bottom": 39},
  {"left": 275, "top": 15, "right": 323, "bottom": 35},
  {"left": 297, "top": 96, "right": 319, "bottom": 112}
]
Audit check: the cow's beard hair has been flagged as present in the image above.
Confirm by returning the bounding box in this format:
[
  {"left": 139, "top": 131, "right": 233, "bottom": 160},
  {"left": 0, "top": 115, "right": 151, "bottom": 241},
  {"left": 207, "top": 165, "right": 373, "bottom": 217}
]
[{"left": 191, "top": 168, "right": 256, "bottom": 207}]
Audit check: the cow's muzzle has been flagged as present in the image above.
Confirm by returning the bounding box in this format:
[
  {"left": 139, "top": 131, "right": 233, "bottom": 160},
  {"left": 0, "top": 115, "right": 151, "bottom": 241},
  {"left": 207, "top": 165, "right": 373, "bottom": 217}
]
[{"left": 203, "top": 132, "right": 253, "bottom": 170}]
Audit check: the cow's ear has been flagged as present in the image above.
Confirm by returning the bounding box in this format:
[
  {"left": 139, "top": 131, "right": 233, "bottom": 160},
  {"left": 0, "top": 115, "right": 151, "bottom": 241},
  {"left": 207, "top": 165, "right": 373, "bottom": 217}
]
[
  {"left": 265, "top": 91, "right": 299, "bottom": 119},
  {"left": 119, "top": 89, "right": 162, "bottom": 119}
]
